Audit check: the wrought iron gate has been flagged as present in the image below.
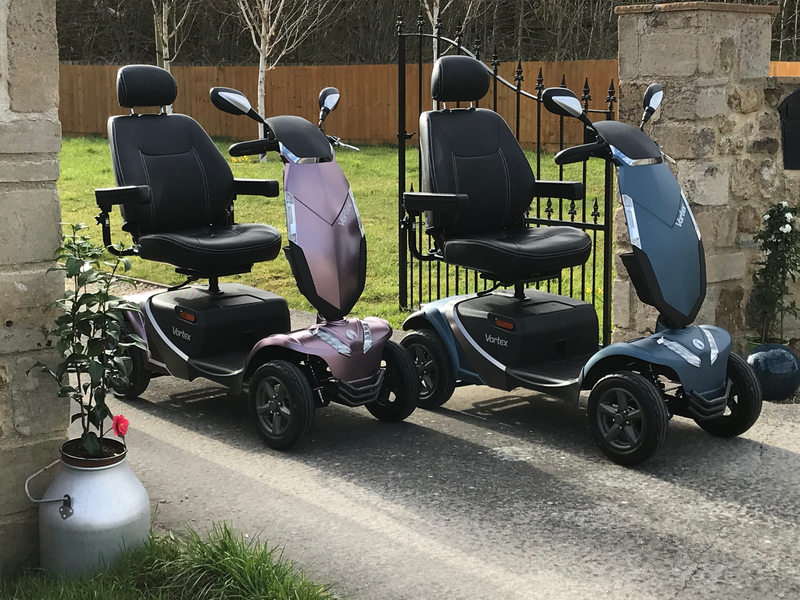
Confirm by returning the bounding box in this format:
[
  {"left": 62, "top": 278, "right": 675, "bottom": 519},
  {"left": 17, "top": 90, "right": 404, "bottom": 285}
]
[{"left": 397, "top": 17, "right": 617, "bottom": 345}]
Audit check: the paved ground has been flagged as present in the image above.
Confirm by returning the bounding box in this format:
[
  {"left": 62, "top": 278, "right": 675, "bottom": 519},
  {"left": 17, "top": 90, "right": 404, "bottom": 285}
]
[{"left": 94, "top": 313, "right": 800, "bottom": 600}]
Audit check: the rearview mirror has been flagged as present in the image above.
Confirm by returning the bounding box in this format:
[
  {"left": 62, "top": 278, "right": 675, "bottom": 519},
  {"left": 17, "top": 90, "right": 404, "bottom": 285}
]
[
  {"left": 640, "top": 83, "right": 663, "bottom": 130},
  {"left": 318, "top": 87, "right": 340, "bottom": 126},
  {"left": 542, "top": 87, "right": 593, "bottom": 129},
  {"left": 210, "top": 87, "right": 264, "bottom": 124}
]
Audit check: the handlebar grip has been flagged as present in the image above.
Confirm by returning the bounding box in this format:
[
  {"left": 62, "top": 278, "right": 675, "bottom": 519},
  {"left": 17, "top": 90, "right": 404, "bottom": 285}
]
[
  {"left": 229, "top": 139, "right": 280, "bottom": 157},
  {"left": 553, "top": 141, "right": 607, "bottom": 165}
]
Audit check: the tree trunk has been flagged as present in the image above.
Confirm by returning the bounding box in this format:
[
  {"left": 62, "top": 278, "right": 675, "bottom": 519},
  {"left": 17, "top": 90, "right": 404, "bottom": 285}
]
[{"left": 258, "top": 20, "right": 268, "bottom": 159}]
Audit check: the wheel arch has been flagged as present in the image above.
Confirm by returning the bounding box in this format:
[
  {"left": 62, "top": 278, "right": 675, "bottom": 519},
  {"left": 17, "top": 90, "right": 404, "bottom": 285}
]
[
  {"left": 245, "top": 347, "right": 306, "bottom": 379},
  {"left": 581, "top": 347, "right": 680, "bottom": 390}
]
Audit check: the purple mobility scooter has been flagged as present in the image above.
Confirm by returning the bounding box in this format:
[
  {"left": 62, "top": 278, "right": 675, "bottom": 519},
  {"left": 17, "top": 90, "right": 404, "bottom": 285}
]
[{"left": 94, "top": 65, "right": 418, "bottom": 449}]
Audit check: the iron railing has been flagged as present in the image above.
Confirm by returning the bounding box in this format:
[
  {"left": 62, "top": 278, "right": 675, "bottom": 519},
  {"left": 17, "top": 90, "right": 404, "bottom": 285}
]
[{"left": 397, "top": 16, "right": 617, "bottom": 345}]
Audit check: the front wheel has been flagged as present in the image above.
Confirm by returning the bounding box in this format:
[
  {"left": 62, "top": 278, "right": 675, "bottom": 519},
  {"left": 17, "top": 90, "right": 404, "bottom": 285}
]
[
  {"left": 366, "top": 341, "right": 419, "bottom": 422},
  {"left": 587, "top": 371, "right": 669, "bottom": 465},
  {"left": 400, "top": 330, "right": 455, "bottom": 409},
  {"left": 112, "top": 326, "right": 151, "bottom": 401},
  {"left": 249, "top": 360, "right": 315, "bottom": 450},
  {"left": 695, "top": 353, "right": 762, "bottom": 437}
]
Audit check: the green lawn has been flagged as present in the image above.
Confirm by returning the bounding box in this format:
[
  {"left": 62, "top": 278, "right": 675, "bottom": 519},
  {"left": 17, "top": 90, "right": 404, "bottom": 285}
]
[
  {"left": 0, "top": 524, "right": 338, "bottom": 600},
  {"left": 59, "top": 136, "right": 610, "bottom": 329}
]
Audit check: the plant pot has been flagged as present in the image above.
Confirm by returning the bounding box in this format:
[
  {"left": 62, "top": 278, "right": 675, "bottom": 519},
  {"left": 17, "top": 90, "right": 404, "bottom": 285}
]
[
  {"left": 747, "top": 343, "right": 800, "bottom": 402},
  {"left": 37, "top": 438, "right": 150, "bottom": 575}
]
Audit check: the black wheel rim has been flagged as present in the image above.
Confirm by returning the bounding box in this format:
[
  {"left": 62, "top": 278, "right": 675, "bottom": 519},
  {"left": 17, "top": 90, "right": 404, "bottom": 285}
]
[
  {"left": 255, "top": 376, "right": 293, "bottom": 436},
  {"left": 595, "top": 388, "right": 646, "bottom": 451},
  {"left": 408, "top": 343, "right": 438, "bottom": 400}
]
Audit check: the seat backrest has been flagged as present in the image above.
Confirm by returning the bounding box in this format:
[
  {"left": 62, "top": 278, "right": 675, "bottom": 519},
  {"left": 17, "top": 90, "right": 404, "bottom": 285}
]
[
  {"left": 108, "top": 65, "right": 235, "bottom": 236},
  {"left": 420, "top": 56, "right": 535, "bottom": 237}
]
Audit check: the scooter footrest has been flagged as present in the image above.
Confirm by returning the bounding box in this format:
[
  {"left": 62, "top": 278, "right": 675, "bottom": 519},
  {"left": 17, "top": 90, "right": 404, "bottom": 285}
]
[
  {"left": 324, "top": 370, "right": 385, "bottom": 407},
  {"left": 687, "top": 380, "right": 731, "bottom": 421}
]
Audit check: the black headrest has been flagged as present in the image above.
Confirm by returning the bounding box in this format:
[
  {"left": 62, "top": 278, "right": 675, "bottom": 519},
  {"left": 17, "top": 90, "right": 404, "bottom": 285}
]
[
  {"left": 117, "top": 65, "right": 177, "bottom": 108},
  {"left": 431, "top": 56, "right": 490, "bottom": 103}
]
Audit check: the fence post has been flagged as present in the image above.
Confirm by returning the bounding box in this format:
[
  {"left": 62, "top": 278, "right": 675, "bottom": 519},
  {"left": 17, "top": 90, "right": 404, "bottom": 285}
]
[{"left": 397, "top": 16, "right": 408, "bottom": 310}]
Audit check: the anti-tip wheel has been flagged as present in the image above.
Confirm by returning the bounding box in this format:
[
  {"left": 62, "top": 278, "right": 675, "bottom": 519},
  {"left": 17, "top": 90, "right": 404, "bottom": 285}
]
[
  {"left": 249, "top": 360, "right": 315, "bottom": 450},
  {"left": 587, "top": 371, "right": 669, "bottom": 465},
  {"left": 366, "top": 340, "right": 419, "bottom": 422},
  {"left": 400, "top": 329, "right": 455, "bottom": 409}
]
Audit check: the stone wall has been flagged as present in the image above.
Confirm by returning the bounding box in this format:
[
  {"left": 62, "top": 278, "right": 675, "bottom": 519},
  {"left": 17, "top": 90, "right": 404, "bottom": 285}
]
[
  {"left": 0, "top": 0, "right": 66, "bottom": 569},
  {"left": 614, "top": 2, "right": 800, "bottom": 349}
]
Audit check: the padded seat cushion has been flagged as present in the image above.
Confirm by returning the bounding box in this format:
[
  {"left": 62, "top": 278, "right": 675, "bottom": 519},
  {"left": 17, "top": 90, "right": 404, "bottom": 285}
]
[
  {"left": 442, "top": 226, "right": 592, "bottom": 281},
  {"left": 138, "top": 223, "right": 281, "bottom": 272}
]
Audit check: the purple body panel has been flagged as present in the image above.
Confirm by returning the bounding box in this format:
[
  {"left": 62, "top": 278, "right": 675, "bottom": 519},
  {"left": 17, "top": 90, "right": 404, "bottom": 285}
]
[
  {"left": 246, "top": 316, "right": 392, "bottom": 382},
  {"left": 123, "top": 290, "right": 171, "bottom": 375},
  {"left": 285, "top": 161, "right": 364, "bottom": 314}
]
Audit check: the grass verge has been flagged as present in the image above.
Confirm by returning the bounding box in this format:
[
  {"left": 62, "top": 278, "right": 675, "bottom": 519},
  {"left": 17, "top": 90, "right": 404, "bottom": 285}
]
[{"left": 0, "top": 523, "right": 338, "bottom": 600}]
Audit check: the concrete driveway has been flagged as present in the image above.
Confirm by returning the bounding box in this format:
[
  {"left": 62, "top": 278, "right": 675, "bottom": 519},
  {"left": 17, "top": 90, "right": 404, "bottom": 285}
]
[{"left": 101, "top": 334, "right": 800, "bottom": 600}]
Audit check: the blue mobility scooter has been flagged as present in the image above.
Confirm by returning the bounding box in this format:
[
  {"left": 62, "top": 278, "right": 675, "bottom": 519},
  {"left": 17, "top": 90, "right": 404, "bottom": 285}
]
[{"left": 400, "top": 56, "right": 762, "bottom": 465}]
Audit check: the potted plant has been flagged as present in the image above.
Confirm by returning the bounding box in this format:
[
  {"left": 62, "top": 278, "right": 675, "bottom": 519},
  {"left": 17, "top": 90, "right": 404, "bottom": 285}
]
[
  {"left": 26, "top": 223, "right": 150, "bottom": 575},
  {"left": 746, "top": 202, "right": 800, "bottom": 401}
]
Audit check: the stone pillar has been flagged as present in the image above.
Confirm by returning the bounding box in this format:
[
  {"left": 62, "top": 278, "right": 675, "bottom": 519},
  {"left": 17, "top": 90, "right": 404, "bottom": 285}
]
[
  {"left": 0, "top": 0, "right": 67, "bottom": 569},
  {"left": 613, "top": 2, "right": 790, "bottom": 347}
]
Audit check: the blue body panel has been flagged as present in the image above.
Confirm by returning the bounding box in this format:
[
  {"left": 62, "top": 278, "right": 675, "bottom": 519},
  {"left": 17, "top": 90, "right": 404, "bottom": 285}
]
[
  {"left": 403, "top": 295, "right": 483, "bottom": 385},
  {"left": 582, "top": 325, "right": 731, "bottom": 397}
]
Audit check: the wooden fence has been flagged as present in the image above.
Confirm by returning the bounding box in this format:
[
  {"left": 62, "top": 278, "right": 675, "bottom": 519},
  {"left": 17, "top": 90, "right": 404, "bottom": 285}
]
[
  {"left": 771, "top": 61, "right": 800, "bottom": 77},
  {"left": 59, "top": 60, "right": 618, "bottom": 149}
]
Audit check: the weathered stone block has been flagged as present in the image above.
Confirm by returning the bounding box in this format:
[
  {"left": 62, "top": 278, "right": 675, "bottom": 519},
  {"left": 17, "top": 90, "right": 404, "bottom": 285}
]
[
  {"left": 0, "top": 187, "right": 61, "bottom": 265},
  {"left": 695, "top": 208, "right": 738, "bottom": 247},
  {"left": 0, "top": 268, "right": 63, "bottom": 313},
  {"left": 677, "top": 160, "right": 729, "bottom": 205},
  {"left": 0, "top": 118, "right": 61, "bottom": 155},
  {"left": 650, "top": 123, "right": 716, "bottom": 159},
  {"left": 727, "top": 85, "right": 764, "bottom": 114},
  {"left": 737, "top": 16, "right": 773, "bottom": 79},
  {"left": 0, "top": 514, "right": 38, "bottom": 569},
  {"left": 716, "top": 286, "right": 746, "bottom": 334},
  {"left": 746, "top": 136, "right": 779, "bottom": 155},
  {"left": 706, "top": 252, "right": 747, "bottom": 283},
  {"left": 2, "top": 351, "right": 67, "bottom": 438},
  {"left": 0, "top": 154, "right": 59, "bottom": 183},
  {"left": 696, "top": 85, "right": 728, "bottom": 118},
  {"left": 8, "top": 0, "right": 58, "bottom": 113},
  {"left": 638, "top": 32, "right": 699, "bottom": 78},
  {"left": 0, "top": 437, "right": 63, "bottom": 517},
  {"left": 0, "top": 308, "right": 55, "bottom": 356},
  {"left": 613, "top": 278, "right": 632, "bottom": 329}
]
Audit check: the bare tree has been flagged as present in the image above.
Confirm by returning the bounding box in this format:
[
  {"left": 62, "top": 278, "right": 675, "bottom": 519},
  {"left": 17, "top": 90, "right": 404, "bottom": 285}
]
[
  {"left": 234, "top": 0, "right": 343, "bottom": 131},
  {"left": 152, "top": 0, "right": 196, "bottom": 71}
]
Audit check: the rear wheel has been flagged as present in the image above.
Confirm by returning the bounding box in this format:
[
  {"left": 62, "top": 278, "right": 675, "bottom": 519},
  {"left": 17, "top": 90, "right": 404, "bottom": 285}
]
[
  {"left": 695, "top": 353, "right": 762, "bottom": 437},
  {"left": 400, "top": 330, "right": 455, "bottom": 409},
  {"left": 249, "top": 360, "right": 315, "bottom": 450},
  {"left": 366, "top": 341, "right": 419, "bottom": 422},
  {"left": 587, "top": 371, "right": 669, "bottom": 465}
]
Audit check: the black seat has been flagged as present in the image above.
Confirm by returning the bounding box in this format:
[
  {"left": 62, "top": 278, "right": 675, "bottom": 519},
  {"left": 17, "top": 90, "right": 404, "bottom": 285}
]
[
  {"left": 416, "top": 56, "right": 591, "bottom": 282},
  {"left": 105, "top": 65, "right": 281, "bottom": 277}
]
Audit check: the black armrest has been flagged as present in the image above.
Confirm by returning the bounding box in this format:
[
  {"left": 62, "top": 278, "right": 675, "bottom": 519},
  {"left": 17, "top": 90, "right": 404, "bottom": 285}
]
[
  {"left": 234, "top": 178, "right": 280, "bottom": 198},
  {"left": 229, "top": 139, "right": 280, "bottom": 157},
  {"left": 534, "top": 180, "right": 585, "bottom": 200},
  {"left": 403, "top": 192, "right": 469, "bottom": 214},
  {"left": 95, "top": 185, "right": 151, "bottom": 209}
]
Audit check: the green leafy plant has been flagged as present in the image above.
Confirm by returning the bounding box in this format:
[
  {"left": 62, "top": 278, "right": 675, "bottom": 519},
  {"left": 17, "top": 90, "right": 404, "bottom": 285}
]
[
  {"left": 747, "top": 202, "right": 800, "bottom": 344},
  {"left": 30, "top": 223, "right": 145, "bottom": 457}
]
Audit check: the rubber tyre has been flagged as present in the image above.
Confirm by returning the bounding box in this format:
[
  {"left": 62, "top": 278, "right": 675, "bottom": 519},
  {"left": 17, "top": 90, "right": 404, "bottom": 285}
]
[
  {"left": 696, "top": 353, "right": 762, "bottom": 438},
  {"left": 400, "top": 329, "right": 455, "bottom": 409},
  {"left": 366, "top": 340, "right": 419, "bottom": 422},
  {"left": 112, "top": 327, "right": 151, "bottom": 401},
  {"left": 248, "top": 360, "right": 315, "bottom": 450},
  {"left": 587, "top": 371, "right": 669, "bottom": 466}
]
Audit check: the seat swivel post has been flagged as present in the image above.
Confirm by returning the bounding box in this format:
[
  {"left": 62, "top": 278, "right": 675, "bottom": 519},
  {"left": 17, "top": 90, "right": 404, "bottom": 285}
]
[
  {"left": 208, "top": 277, "right": 220, "bottom": 294},
  {"left": 514, "top": 283, "right": 525, "bottom": 300}
]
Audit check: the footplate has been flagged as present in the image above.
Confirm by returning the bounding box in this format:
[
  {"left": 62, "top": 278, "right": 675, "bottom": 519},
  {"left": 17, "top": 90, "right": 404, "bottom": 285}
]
[
  {"left": 324, "top": 370, "right": 385, "bottom": 407},
  {"left": 687, "top": 380, "right": 731, "bottom": 420}
]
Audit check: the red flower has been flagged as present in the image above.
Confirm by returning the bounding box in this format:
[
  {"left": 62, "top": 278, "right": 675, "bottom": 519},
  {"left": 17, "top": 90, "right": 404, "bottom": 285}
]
[{"left": 112, "top": 414, "right": 129, "bottom": 437}]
